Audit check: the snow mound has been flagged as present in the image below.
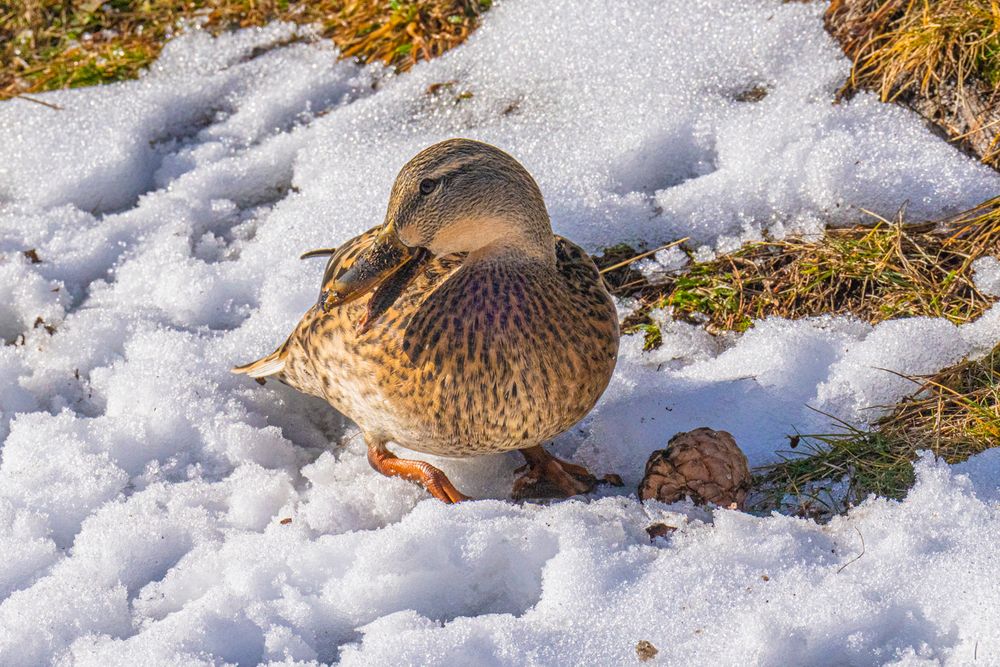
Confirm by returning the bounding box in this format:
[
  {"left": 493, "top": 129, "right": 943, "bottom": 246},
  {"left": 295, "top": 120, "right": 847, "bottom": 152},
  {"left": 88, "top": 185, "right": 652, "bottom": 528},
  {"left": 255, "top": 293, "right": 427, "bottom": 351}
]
[{"left": 1, "top": 0, "right": 999, "bottom": 663}]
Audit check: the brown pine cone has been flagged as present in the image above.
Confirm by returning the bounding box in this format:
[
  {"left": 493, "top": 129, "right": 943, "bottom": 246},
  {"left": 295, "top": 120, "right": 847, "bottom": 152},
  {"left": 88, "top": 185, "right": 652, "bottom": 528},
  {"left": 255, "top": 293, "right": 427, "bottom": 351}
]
[{"left": 638, "top": 428, "right": 751, "bottom": 509}]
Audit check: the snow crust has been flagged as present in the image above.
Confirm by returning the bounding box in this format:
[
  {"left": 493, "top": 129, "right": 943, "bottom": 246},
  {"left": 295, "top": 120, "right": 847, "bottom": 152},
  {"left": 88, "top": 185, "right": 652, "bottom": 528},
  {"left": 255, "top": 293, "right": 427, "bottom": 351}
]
[{"left": 1, "top": 1, "right": 999, "bottom": 664}]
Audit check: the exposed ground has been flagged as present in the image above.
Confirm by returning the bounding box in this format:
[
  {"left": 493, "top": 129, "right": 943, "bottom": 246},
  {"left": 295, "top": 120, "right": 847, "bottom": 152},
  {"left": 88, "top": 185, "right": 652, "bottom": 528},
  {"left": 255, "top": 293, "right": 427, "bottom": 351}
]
[
  {"left": 600, "top": 196, "right": 1000, "bottom": 341},
  {"left": 1, "top": 0, "right": 488, "bottom": 100},
  {"left": 753, "top": 343, "right": 1000, "bottom": 517}
]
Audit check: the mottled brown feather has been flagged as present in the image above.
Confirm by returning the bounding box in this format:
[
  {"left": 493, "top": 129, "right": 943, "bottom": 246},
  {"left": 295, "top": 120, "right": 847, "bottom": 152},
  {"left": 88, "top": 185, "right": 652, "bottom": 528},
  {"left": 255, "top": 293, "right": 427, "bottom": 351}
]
[
  {"left": 254, "top": 228, "right": 618, "bottom": 457},
  {"left": 236, "top": 139, "right": 620, "bottom": 462}
]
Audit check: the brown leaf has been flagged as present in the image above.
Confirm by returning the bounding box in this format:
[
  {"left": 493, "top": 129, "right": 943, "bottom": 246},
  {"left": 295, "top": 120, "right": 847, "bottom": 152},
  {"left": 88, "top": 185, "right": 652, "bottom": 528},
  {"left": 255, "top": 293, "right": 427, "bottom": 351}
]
[
  {"left": 646, "top": 523, "right": 677, "bottom": 541},
  {"left": 636, "top": 640, "right": 658, "bottom": 662}
]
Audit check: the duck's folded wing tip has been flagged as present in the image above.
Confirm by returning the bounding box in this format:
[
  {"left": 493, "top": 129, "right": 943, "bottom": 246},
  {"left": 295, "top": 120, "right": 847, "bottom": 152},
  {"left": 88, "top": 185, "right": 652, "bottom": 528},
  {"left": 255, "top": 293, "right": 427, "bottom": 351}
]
[{"left": 300, "top": 247, "right": 338, "bottom": 260}]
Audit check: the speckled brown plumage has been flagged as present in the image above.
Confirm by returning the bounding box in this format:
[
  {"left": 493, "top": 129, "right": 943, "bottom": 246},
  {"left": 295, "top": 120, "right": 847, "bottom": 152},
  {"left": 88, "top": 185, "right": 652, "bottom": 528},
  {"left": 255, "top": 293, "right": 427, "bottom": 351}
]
[{"left": 234, "top": 139, "right": 620, "bottom": 502}]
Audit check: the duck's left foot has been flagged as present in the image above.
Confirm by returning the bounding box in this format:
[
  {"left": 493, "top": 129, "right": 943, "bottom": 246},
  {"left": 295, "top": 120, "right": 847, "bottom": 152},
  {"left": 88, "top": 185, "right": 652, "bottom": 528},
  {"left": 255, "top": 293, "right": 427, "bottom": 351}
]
[{"left": 512, "top": 446, "right": 622, "bottom": 499}]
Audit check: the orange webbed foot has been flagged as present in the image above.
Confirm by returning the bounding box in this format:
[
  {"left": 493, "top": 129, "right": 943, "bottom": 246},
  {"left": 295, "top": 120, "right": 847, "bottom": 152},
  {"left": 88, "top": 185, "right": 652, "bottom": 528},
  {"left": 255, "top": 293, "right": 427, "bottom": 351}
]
[
  {"left": 511, "top": 446, "right": 623, "bottom": 500},
  {"left": 367, "top": 442, "right": 470, "bottom": 503}
]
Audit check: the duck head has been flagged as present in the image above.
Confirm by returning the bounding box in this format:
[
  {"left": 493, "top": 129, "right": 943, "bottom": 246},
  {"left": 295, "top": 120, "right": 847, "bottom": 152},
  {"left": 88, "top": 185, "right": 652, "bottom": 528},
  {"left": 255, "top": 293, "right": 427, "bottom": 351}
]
[{"left": 320, "top": 138, "right": 555, "bottom": 326}]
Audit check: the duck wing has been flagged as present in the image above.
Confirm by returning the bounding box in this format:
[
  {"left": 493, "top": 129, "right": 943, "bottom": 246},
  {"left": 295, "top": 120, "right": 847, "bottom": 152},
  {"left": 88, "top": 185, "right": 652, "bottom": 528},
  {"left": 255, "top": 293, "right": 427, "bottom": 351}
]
[
  {"left": 553, "top": 235, "right": 604, "bottom": 286},
  {"left": 313, "top": 225, "right": 384, "bottom": 297},
  {"left": 231, "top": 226, "right": 383, "bottom": 378}
]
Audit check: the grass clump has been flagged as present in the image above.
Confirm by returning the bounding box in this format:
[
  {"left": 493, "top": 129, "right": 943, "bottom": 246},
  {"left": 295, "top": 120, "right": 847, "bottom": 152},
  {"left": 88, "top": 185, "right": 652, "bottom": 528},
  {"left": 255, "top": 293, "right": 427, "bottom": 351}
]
[
  {"left": 753, "top": 344, "right": 1000, "bottom": 518},
  {"left": 826, "top": 0, "right": 1000, "bottom": 168},
  {"left": 334, "top": 0, "right": 488, "bottom": 67},
  {"left": 832, "top": 0, "right": 1000, "bottom": 94},
  {"left": 752, "top": 423, "right": 915, "bottom": 519},
  {"left": 608, "top": 198, "right": 1000, "bottom": 344},
  {"left": 1, "top": 0, "right": 489, "bottom": 100}
]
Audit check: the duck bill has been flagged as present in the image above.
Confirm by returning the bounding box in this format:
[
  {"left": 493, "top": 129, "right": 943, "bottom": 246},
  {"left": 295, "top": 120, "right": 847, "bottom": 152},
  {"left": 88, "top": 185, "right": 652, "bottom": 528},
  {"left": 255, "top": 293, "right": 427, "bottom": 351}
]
[{"left": 319, "top": 229, "right": 427, "bottom": 317}]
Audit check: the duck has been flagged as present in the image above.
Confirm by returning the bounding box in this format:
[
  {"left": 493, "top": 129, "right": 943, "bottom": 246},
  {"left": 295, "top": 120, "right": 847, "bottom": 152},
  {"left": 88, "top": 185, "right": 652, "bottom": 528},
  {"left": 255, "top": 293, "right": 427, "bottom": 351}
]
[{"left": 234, "top": 138, "right": 620, "bottom": 502}]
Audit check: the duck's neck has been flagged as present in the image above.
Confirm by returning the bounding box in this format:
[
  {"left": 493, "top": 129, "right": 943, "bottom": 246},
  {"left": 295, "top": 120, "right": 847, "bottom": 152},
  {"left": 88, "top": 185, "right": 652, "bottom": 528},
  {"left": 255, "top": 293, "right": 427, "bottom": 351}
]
[
  {"left": 467, "top": 236, "right": 557, "bottom": 268},
  {"left": 463, "top": 211, "right": 556, "bottom": 267}
]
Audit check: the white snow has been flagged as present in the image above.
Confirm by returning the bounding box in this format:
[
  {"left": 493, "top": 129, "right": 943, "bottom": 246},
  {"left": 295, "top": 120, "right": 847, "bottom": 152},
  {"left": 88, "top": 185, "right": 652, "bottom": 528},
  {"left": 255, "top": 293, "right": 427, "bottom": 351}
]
[
  {"left": 974, "top": 256, "right": 1000, "bottom": 297},
  {"left": 1, "top": 0, "right": 999, "bottom": 664}
]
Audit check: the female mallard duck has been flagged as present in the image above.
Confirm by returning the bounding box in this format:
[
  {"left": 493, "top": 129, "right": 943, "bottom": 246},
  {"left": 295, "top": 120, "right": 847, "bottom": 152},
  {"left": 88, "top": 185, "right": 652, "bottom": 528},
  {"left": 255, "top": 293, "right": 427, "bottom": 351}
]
[{"left": 234, "top": 139, "right": 619, "bottom": 502}]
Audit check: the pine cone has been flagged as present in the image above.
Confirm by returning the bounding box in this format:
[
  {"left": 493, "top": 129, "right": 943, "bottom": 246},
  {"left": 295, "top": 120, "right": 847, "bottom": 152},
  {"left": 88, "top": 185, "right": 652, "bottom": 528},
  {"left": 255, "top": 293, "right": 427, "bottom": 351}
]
[{"left": 638, "top": 428, "right": 751, "bottom": 509}]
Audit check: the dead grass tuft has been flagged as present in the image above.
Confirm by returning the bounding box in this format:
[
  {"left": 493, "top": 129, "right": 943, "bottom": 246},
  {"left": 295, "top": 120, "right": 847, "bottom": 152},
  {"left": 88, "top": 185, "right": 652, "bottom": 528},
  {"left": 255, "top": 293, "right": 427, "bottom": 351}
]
[
  {"left": 752, "top": 344, "right": 1000, "bottom": 518},
  {"left": 604, "top": 198, "right": 1000, "bottom": 348},
  {"left": 826, "top": 0, "right": 1000, "bottom": 168},
  {"left": 831, "top": 0, "right": 1000, "bottom": 95},
  {"left": 1, "top": 0, "right": 489, "bottom": 99},
  {"left": 333, "top": 0, "right": 487, "bottom": 68}
]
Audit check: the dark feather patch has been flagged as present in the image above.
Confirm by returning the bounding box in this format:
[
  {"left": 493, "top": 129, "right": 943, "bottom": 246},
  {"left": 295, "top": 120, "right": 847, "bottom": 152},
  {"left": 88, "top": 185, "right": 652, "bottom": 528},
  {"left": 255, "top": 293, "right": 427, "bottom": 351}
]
[{"left": 358, "top": 248, "right": 430, "bottom": 333}]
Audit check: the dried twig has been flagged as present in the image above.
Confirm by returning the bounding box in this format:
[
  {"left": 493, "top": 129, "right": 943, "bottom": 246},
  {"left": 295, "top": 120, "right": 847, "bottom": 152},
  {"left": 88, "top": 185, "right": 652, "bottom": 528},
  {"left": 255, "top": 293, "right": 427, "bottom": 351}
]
[
  {"left": 837, "top": 527, "right": 866, "bottom": 573},
  {"left": 598, "top": 238, "right": 688, "bottom": 275},
  {"left": 15, "top": 94, "right": 62, "bottom": 110}
]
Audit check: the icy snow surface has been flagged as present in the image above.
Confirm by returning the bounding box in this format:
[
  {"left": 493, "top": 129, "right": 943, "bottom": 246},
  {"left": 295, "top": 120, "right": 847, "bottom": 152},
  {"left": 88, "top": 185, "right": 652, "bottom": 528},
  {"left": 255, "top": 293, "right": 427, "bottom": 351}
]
[{"left": 2, "top": 1, "right": 1000, "bottom": 664}]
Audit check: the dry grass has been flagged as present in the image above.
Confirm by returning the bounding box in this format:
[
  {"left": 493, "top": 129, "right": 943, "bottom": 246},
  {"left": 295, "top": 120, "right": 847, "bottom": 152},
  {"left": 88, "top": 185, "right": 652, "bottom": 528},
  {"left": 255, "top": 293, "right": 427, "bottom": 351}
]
[
  {"left": 887, "top": 346, "right": 1000, "bottom": 455},
  {"left": 752, "top": 344, "right": 1000, "bottom": 518},
  {"left": 826, "top": 0, "right": 1000, "bottom": 167},
  {"left": 599, "top": 198, "right": 1000, "bottom": 349},
  {"left": 1, "top": 0, "right": 489, "bottom": 100},
  {"left": 836, "top": 0, "right": 1000, "bottom": 95}
]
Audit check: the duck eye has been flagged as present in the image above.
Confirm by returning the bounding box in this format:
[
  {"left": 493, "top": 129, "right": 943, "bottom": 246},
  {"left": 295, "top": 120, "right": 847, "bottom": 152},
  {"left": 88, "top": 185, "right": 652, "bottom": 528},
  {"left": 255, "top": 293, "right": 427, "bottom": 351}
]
[{"left": 419, "top": 178, "right": 437, "bottom": 195}]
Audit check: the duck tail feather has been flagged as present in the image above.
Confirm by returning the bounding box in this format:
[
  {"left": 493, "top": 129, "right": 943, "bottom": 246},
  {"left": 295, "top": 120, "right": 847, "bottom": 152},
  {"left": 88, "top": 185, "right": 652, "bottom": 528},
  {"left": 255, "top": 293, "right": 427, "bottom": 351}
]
[{"left": 232, "top": 337, "right": 290, "bottom": 378}]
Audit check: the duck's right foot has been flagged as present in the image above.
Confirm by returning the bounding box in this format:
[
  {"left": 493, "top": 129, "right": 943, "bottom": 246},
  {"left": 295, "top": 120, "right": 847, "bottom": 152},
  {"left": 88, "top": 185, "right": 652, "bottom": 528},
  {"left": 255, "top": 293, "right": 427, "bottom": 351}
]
[
  {"left": 512, "top": 445, "right": 603, "bottom": 499},
  {"left": 367, "top": 442, "right": 470, "bottom": 504}
]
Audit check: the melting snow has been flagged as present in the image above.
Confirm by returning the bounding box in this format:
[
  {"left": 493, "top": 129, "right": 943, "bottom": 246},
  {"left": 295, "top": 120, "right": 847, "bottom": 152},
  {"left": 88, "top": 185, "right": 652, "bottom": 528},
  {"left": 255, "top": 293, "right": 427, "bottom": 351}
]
[{"left": 1, "top": 1, "right": 999, "bottom": 664}]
